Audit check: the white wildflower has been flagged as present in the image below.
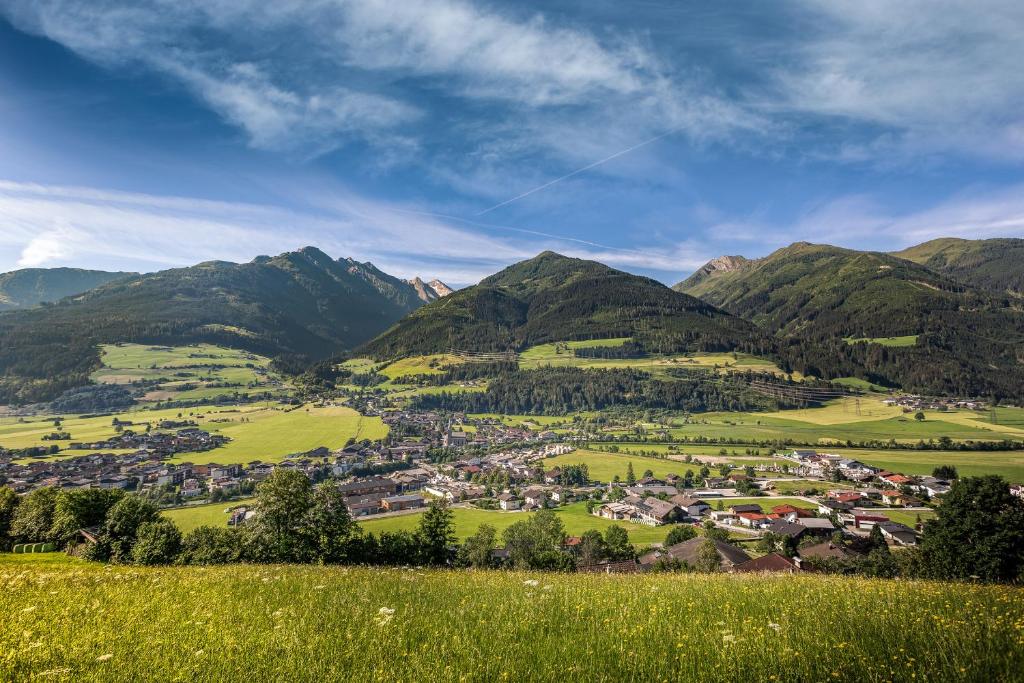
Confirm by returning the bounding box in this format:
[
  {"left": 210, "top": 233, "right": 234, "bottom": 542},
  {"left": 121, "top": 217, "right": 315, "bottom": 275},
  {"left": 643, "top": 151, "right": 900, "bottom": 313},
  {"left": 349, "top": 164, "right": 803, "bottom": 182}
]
[
  {"left": 374, "top": 606, "right": 396, "bottom": 626},
  {"left": 523, "top": 579, "right": 539, "bottom": 587},
  {"left": 96, "top": 654, "right": 113, "bottom": 662}
]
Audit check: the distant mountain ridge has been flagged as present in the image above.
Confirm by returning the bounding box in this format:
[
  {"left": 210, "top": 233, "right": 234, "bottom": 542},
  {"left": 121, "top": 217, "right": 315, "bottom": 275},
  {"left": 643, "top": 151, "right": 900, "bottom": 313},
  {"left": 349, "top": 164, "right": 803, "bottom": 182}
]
[
  {"left": 0, "top": 247, "right": 430, "bottom": 404},
  {"left": 0, "top": 267, "right": 134, "bottom": 311},
  {"left": 363, "top": 251, "right": 761, "bottom": 359}
]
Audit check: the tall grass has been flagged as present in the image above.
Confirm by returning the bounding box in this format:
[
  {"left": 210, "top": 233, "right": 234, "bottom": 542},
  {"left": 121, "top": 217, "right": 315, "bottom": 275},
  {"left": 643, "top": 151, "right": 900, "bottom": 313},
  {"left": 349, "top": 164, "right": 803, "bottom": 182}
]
[{"left": 1, "top": 560, "right": 1022, "bottom": 681}]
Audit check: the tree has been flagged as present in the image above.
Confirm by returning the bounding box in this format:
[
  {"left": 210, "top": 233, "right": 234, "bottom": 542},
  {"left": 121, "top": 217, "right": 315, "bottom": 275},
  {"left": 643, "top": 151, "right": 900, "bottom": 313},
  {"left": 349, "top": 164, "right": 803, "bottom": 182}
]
[
  {"left": 131, "top": 519, "right": 182, "bottom": 565},
  {"left": 625, "top": 462, "right": 636, "bottom": 486},
  {"left": 664, "top": 525, "right": 697, "bottom": 547},
  {"left": 0, "top": 487, "right": 19, "bottom": 551},
  {"left": 604, "top": 525, "right": 634, "bottom": 560},
  {"left": 576, "top": 529, "right": 607, "bottom": 566},
  {"left": 914, "top": 411, "right": 925, "bottom": 422},
  {"left": 694, "top": 539, "right": 721, "bottom": 572},
  {"left": 101, "top": 495, "right": 160, "bottom": 563},
  {"left": 417, "top": 499, "right": 456, "bottom": 566},
  {"left": 642, "top": 469, "right": 654, "bottom": 479},
  {"left": 245, "top": 469, "right": 315, "bottom": 563},
  {"left": 306, "top": 483, "right": 358, "bottom": 564},
  {"left": 917, "top": 475, "right": 1024, "bottom": 583},
  {"left": 503, "top": 509, "right": 566, "bottom": 569},
  {"left": 458, "top": 523, "right": 497, "bottom": 568},
  {"left": 177, "top": 526, "right": 242, "bottom": 565},
  {"left": 10, "top": 487, "right": 59, "bottom": 543},
  {"left": 932, "top": 465, "right": 958, "bottom": 480},
  {"left": 702, "top": 519, "right": 729, "bottom": 542},
  {"left": 49, "top": 488, "right": 125, "bottom": 549}
]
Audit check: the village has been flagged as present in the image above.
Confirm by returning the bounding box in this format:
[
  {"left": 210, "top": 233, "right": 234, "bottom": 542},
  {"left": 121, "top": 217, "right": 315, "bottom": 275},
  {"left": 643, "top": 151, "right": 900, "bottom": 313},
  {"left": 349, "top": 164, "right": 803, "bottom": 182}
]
[{"left": 7, "top": 401, "right": 1018, "bottom": 576}]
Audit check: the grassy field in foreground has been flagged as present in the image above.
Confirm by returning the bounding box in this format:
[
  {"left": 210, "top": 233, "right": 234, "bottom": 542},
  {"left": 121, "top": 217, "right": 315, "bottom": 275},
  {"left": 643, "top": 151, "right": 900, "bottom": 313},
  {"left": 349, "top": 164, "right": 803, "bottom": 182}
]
[
  {"left": 1, "top": 561, "right": 1021, "bottom": 682},
  {"left": 162, "top": 498, "right": 257, "bottom": 532}
]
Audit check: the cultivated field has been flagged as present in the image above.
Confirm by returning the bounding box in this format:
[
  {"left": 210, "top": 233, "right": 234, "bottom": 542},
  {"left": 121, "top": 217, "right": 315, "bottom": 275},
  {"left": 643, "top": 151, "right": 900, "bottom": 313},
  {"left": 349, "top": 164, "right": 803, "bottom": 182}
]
[{"left": 1, "top": 559, "right": 1021, "bottom": 682}]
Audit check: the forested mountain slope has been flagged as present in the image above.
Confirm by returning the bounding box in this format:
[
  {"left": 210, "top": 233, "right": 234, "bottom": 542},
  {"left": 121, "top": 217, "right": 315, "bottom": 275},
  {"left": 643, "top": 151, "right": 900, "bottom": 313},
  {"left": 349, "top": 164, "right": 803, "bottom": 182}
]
[
  {"left": 0, "top": 247, "right": 425, "bottom": 404},
  {"left": 0, "top": 267, "right": 133, "bottom": 311},
  {"left": 675, "top": 242, "right": 1024, "bottom": 399},
  {"left": 893, "top": 237, "right": 1024, "bottom": 296},
  {"left": 362, "top": 251, "right": 763, "bottom": 359}
]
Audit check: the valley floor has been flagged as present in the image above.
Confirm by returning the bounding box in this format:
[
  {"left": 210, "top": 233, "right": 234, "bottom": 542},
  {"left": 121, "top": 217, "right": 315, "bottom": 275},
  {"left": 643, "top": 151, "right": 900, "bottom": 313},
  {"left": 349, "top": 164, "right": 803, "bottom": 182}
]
[{"left": 1, "top": 557, "right": 1021, "bottom": 682}]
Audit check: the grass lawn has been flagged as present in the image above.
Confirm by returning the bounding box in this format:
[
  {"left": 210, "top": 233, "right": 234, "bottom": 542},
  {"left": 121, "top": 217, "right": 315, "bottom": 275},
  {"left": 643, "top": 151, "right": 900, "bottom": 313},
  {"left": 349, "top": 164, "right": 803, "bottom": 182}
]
[
  {"left": 3, "top": 562, "right": 1020, "bottom": 681},
  {"left": 162, "top": 498, "right": 257, "bottom": 533},
  {"left": 693, "top": 497, "right": 819, "bottom": 512},
  {"left": 360, "top": 503, "right": 679, "bottom": 546},
  {"left": 376, "top": 354, "right": 464, "bottom": 379}
]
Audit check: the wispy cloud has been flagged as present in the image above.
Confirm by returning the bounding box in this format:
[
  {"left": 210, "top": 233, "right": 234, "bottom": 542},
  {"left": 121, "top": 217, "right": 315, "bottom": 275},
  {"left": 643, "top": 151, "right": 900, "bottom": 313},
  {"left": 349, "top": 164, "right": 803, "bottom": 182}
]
[
  {"left": 0, "top": 179, "right": 705, "bottom": 283},
  {"left": 772, "top": 0, "right": 1024, "bottom": 161}
]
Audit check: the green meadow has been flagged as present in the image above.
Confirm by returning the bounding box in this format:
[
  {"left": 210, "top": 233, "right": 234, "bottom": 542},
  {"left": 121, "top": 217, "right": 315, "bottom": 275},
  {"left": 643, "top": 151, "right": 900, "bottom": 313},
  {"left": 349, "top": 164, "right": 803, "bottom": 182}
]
[
  {"left": 844, "top": 335, "right": 919, "bottom": 347},
  {"left": 1, "top": 561, "right": 1021, "bottom": 682},
  {"left": 2, "top": 404, "right": 387, "bottom": 465},
  {"left": 91, "top": 343, "right": 287, "bottom": 403},
  {"left": 359, "top": 502, "right": 677, "bottom": 546},
  {"left": 161, "top": 498, "right": 257, "bottom": 532}
]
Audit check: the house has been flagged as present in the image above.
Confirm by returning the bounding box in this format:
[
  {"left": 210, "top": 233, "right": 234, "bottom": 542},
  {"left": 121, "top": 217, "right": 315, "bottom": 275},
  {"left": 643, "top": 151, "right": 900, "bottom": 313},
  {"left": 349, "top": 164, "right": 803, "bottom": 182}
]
[
  {"left": 729, "top": 503, "right": 763, "bottom": 515},
  {"left": 853, "top": 513, "right": 890, "bottom": 530},
  {"left": 670, "top": 495, "right": 711, "bottom": 518},
  {"left": 818, "top": 500, "right": 853, "bottom": 516},
  {"left": 596, "top": 502, "right": 635, "bottom": 521},
  {"left": 543, "top": 468, "right": 562, "bottom": 484},
  {"left": 497, "top": 492, "right": 521, "bottom": 511},
  {"left": 634, "top": 497, "right": 680, "bottom": 526},
  {"left": 878, "top": 521, "right": 918, "bottom": 546},
  {"left": 797, "top": 518, "right": 836, "bottom": 536},
  {"left": 522, "top": 487, "right": 549, "bottom": 508},
  {"left": 881, "top": 473, "right": 914, "bottom": 488},
  {"left": 797, "top": 541, "right": 856, "bottom": 564},
  {"left": 771, "top": 504, "right": 814, "bottom": 522},
  {"left": 765, "top": 519, "right": 807, "bottom": 541},
  {"left": 734, "top": 553, "right": 800, "bottom": 574},
  {"left": 737, "top": 512, "right": 770, "bottom": 528},
  {"left": 880, "top": 490, "right": 911, "bottom": 506},
  {"left": 659, "top": 538, "right": 752, "bottom": 571},
  {"left": 381, "top": 494, "right": 426, "bottom": 512}
]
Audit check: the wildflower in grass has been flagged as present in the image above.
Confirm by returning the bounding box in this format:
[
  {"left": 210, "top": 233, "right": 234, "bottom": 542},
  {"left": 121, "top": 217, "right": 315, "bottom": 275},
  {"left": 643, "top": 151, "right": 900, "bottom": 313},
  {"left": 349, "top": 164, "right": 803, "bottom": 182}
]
[
  {"left": 96, "top": 654, "right": 113, "bottom": 662},
  {"left": 524, "top": 579, "right": 539, "bottom": 587},
  {"left": 768, "top": 622, "right": 781, "bottom": 632},
  {"left": 375, "top": 607, "right": 396, "bottom": 626}
]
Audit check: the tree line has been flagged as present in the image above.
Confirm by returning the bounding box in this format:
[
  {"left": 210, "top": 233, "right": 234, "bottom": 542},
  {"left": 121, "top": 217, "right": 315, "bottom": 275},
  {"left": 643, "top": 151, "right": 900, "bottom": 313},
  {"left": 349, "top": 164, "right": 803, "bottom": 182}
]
[{"left": 1, "top": 473, "right": 1021, "bottom": 583}]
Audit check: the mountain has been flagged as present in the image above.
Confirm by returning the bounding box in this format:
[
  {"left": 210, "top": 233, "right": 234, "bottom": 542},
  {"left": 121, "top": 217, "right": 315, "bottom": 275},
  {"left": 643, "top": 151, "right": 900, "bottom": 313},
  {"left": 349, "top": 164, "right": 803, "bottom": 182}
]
[
  {"left": 674, "top": 255, "right": 749, "bottom": 294},
  {"left": 675, "top": 241, "right": 1024, "bottom": 398},
  {"left": 407, "top": 277, "right": 454, "bottom": 303},
  {"left": 0, "top": 247, "right": 427, "bottom": 404},
  {"left": 892, "top": 237, "right": 1024, "bottom": 296},
  {"left": 427, "top": 279, "right": 454, "bottom": 297},
  {"left": 362, "top": 251, "right": 761, "bottom": 359},
  {"left": 0, "top": 267, "right": 134, "bottom": 311}
]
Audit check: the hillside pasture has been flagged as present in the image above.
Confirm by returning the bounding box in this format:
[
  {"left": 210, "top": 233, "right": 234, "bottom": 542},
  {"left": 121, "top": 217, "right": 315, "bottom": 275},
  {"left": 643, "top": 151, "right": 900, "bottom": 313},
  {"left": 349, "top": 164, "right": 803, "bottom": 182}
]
[{"left": 2, "top": 562, "right": 1020, "bottom": 682}]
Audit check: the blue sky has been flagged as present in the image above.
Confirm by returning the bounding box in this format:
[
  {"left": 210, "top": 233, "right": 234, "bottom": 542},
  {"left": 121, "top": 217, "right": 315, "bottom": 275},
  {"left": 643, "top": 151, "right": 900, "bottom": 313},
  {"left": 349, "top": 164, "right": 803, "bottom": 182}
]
[{"left": 1, "top": 1, "right": 1023, "bottom": 286}]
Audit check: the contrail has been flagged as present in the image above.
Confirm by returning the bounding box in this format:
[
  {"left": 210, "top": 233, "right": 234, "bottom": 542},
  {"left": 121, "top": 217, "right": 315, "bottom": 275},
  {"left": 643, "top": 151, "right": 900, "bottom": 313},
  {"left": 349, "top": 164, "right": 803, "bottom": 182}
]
[{"left": 475, "top": 127, "right": 680, "bottom": 216}]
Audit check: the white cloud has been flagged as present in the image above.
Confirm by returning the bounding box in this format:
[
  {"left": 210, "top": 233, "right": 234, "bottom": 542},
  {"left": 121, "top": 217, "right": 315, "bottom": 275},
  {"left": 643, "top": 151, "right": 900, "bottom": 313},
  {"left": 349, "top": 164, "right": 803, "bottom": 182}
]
[
  {"left": 0, "top": 179, "right": 699, "bottom": 284},
  {"left": 773, "top": 0, "right": 1024, "bottom": 160}
]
